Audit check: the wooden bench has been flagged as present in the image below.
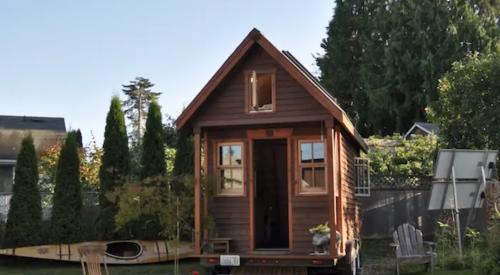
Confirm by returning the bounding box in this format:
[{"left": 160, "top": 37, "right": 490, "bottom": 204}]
[
  {"left": 78, "top": 243, "right": 110, "bottom": 275},
  {"left": 390, "top": 223, "right": 436, "bottom": 275}
]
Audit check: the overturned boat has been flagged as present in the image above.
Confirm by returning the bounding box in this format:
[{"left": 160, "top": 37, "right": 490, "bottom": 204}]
[{"left": 0, "top": 240, "right": 193, "bottom": 264}]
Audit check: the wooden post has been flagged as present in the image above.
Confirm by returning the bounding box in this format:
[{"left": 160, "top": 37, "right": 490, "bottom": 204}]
[
  {"left": 326, "top": 120, "right": 337, "bottom": 258},
  {"left": 335, "top": 126, "right": 344, "bottom": 254},
  {"left": 194, "top": 128, "right": 202, "bottom": 255}
]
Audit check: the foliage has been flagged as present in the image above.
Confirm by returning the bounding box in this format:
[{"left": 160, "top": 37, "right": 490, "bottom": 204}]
[
  {"left": 171, "top": 130, "right": 194, "bottom": 194},
  {"left": 113, "top": 175, "right": 194, "bottom": 241},
  {"left": 122, "top": 77, "right": 161, "bottom": 144},
  {"left": 99, "top": 96, "right": 129, "bottom": 240},
  {"left": 141, "top": 100, "right": 166, "bottom": 181},
  {"left": 4, "top": 136, "right": 42, "bottom": 247},
  {"left": 50, "top": 134, "right": 82, "bottom": 243},
  {"left": 308, "top": 222, "right": 330, "bottom": 234},
  {"left": 428, "top": 52, "right": 500, "bottom": 156},
  {"left": 365, "top": 134, "right": 437, "bottom": 178},
  {"left": 163, "top": 115, "right": 177, "bottom": 148},
  {"left": 317, "top": 0, "right": 499, "bottom": 136}
]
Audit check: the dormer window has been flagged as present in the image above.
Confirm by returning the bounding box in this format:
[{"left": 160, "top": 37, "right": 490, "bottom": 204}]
[{"left": 246, "top": 70, "right": 275, "bottom": 113}]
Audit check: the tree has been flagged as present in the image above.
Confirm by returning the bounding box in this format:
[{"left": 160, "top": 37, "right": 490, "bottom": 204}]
[
  {"left": 4, "top": 136, "right": 42, "bottom": 247},
  {"left": 141, "top": 100, "right": 166, "bottom": 181},
  {"left": 171, "top": 130, "right": 193, "bottom": 194},
  {"left": 316, "top": 0, "right": 368, "bottom": 135},
  {"left": 98, "top": 96, "right": 129, "bottom": 240},
  {"left": 122, "top": 77, "right": 161, "bottom": 143},
  {"left": 428, "top": 52, "right": 500, "bottom": 153},
  {"left": 50, "top": 133, "right": 82, "bottom": 243}
]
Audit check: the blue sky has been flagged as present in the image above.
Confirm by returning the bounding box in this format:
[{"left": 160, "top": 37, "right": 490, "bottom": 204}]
[{"left": 0, "top": 1, "right": 334, "bottom": 145}]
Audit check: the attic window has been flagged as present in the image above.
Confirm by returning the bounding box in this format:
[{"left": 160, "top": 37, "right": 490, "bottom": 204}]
[{"left": 247, "top": 70, "right": 275, "bottom": 112}]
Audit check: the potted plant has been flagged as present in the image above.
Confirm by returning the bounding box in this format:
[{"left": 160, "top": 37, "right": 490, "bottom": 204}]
[{"left": 309, "top": 222, "right": 331, "bottom": 255}]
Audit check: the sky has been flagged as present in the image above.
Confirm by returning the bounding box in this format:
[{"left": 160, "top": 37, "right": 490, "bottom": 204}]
[{"left": 0, "top": 0, "right": 334, "bottom": 145}]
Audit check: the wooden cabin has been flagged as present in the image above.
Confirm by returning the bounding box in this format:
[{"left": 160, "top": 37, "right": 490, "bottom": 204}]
[{"left": 176, "top": 28, "right": 368, "bottom": 270}]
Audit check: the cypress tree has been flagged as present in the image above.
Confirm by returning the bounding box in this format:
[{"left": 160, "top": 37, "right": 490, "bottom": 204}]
[
  {"left": 171, "top": 130, "right": 193, "bottom": 194},
  {"left": 141, "top": 100, "right": 166, "bottom": 181},
  {"left": 50, "top": 133, "right": 82, "bottom": 243},
  {"left": 4, "top": 136, "right": 42, "bottom": 247},
  {"left": 99, "top": 96, "right": 129, "bottom": 240}
]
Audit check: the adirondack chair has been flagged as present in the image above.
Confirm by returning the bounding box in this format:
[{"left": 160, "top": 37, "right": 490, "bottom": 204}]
[
  {"left": 78, "top": 243, "right": 110, "bottom": 275},
  {"left": 390, "top": 223, "right": 436, "bottom": 275}
]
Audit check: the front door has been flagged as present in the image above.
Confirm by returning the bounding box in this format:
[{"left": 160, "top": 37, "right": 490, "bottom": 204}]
[{"left": 253, "top": 139, "right": 289, "bottom": 249}]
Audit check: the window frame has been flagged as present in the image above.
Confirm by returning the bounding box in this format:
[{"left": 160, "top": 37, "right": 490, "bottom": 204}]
[
  {"left": 244, "top": 69, "right": 276, "bottom": 114},
  {"left": 214, "top": 141, "right": 246, "bottom": 197},
  {"left": 354, "top": 157, "right": 370, "bottom": 197},
  {"left": 297, "top": 139, "right": 328, "bottom": 195}
]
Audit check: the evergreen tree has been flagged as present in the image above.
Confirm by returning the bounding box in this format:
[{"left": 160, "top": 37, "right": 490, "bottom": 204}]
[
  {"left": 171, "top": 130, "right": 194, "bottom": 194},
  {"left": 316, "top": 0, "right": 367, "bottom": 134},
  {"left": 50, "top": 133, "right": 82, "bottom": 243},
  {"left": 98, "top": 96, "right": 129, "bottom": 240},
  {"left": 141, "top": 100, "right": 166, "bottom": 181},
  {"left": 4, "top": 136, "right": 42, "bottom": 247},
  {"left": 74, "top": 129, "right": 83, "bottom": 148},
  {"left": 122, "top": 77, "right": 161, "bottom": 144}
]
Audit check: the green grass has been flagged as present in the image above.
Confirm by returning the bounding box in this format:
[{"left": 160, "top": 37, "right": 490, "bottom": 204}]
[{"left": 0, "top": 257, "right": 206, "bottom": 275}]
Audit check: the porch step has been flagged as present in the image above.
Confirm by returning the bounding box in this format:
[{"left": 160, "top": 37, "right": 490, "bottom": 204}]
[{"left": 230, "top": 266, "right": 307, "bottom": 275}]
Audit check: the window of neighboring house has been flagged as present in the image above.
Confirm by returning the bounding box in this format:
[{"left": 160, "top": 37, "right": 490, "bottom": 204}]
[
  {"left": 298, "top": 140, "right": 326, "bottom": 194},
  {"left": 355, "top": 157, "right": 370, "bottom": 196},
  {"left": 216, "top": 143, "right": 244, "bottom": 196},
  {"left": 247, "top": 70, "right": 275, "bottom": 112}
]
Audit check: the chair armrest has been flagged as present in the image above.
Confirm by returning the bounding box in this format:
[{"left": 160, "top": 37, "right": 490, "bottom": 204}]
[
  {"left": 389, "top": 243, "right": 399, "bottom": 248},
  {"left": 423, "top": 241, "right": 436, "bottom": 247}
]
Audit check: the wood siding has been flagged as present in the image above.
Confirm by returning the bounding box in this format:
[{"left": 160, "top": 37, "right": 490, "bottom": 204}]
[
  {"left": 193, "top": 45, "right": 330, "bottom": 127},
  {"left": 340, "top": 131, "right": 361, "bottom": 241}
]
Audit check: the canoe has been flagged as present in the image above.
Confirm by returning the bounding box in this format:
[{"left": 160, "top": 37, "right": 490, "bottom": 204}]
[{"left": 0, "top": 240, "right": 193, "bottom": 264}]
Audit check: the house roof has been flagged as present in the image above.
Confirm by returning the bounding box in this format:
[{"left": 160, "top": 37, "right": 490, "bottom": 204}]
[
  {"left": 0, "top": 115, "right": 66, "bottom": 131},
  {"left": 176, "top": 28, "right": 367, "bottom": 152},
  {"left": 404, "top": 122, "right": 439, "bottom": 139}
]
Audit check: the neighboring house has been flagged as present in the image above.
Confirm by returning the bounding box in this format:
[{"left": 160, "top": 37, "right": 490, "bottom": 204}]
[
  {"left": 0, "top": 115, "right": 66, "bottom": 220},
  {"left": 404, "top": 122, "right": 439, "bottom": 139},
  {"left": 176, "top": 29, "right": 368, "bottom": 271}
]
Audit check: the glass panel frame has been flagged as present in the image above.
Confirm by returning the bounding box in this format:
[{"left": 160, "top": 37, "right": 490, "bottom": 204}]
[
  {"left": 216, "top": 142, "right": 245, "bottom": 196},
  {"left": 298, "top": 140, "right": 327, "bottom": 194}
]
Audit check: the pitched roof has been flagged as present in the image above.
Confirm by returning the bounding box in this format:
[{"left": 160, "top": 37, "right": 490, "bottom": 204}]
[
  {"left": 176, "top": 28, "right": 367, "bottom": 151},
  {"left": 404, "top": 122, "right": 439, "bottom": 139},
  {"left": 0, "top": 115, "right": 66, "bottom": 131}
]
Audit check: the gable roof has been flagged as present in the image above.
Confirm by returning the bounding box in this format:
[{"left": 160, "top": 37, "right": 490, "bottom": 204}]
[
  {"left": 176, "top": 28, "right": 367, "bottom": 151},
  {"left": 404, "top": 122, "right": 439, "bottom": 139},
  {"left": 0, "top": 115, "right": 66, "bottom": 131}
]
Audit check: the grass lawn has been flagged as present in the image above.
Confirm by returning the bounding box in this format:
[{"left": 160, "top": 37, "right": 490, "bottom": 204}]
[{"left": 0, "top": 256, "right": 206, "bottom": 275}]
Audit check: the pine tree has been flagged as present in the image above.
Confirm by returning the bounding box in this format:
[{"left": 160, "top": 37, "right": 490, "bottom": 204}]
[
  {"left": 171, "top": 130, "right": 194, "bottom": 194},
  {"left": 316, "top": 0, "right": 367, "bottom": 134},
  {"left": 50, "top": 133, "right": 82, "bottom": 243},
  {"left": 122, "top": 77, "right": 161, "bottom": 144},
  {"left": 4, "top": 136, "right": 42, "bottom": 247},
  {"left": 141, "top": 100, "right": 166, "bottom": 181},
  {"left": 98, "top": 96, "right": 129, "bottom": 240}
]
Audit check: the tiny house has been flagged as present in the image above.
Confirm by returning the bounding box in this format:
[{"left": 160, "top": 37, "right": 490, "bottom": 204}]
[{"left": 176, "top": 29, "right": 368, "bottom": 271}]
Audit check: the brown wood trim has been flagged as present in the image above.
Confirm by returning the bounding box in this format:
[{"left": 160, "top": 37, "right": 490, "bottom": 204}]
[
  {"left": 194, "top": 129, "right": 202, "bottom": 254},
  {"left": 244, "top": 69, "right": 277, "bottom": 114},
  {"left": 246, "top": 128, "right": 293, "bottom": 139},
  {"left": 248, "top": 139, "right": 255, "bottom": 251},
  {"left": 326, "top": 124, "right": 337, "bottom": 258},
  {"left": 335, "top": 126, "right": 344, "bottom": 254},
  {"left": 194, "top": 115, "right": 332, "bottom": 128},
  {"left": 203, "top": 131, "right": 209, "bottom": 243},
  {"left": 213, "top": 140, "right": 247, "bottom": 197},
  {"left": 287, "top": 136, "right": 294, "bottom": 252},
  {"left": 296, "top": 139, "right": 328, "bottom": 195}
]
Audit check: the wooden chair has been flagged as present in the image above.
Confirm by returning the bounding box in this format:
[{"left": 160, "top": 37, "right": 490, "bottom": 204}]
[
  {"left": 78, "top": 243, "right": 110, "bottom": 275},
  {"left": 390, "top": 223, "right": 436, "bottom": 275},
  {"left": 207, "top": 237, "right": 232, "bottom": 254}
]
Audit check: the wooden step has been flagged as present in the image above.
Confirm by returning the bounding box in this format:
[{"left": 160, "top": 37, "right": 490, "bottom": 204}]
[{"left": 230, "top": 266, "right": 307, "bottom": 275}]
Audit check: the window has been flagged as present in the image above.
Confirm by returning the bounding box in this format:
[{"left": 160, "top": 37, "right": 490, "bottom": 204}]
[
  {"left": 247, "top": 70, "right": 275, "bottom": 112},
  {"left": 298, "top": 140, "right": 326, "bottom": 193},
  {"left": 355, "top": 158, "right": 370, "bottom": 196},
  {"left": 216, "top": 143, "right": 244, "bottom": 195}
]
